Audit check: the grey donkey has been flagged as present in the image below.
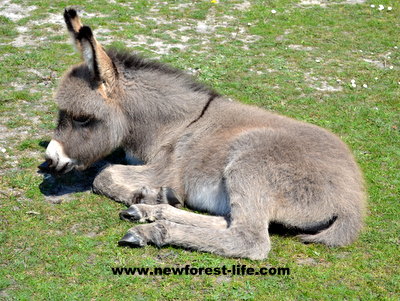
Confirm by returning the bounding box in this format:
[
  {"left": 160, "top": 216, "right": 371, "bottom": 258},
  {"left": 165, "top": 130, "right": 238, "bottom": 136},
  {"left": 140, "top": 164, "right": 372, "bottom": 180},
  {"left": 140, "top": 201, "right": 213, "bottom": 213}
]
[{"left": 42, "top": 9, "right": 366, "bottom": 260}]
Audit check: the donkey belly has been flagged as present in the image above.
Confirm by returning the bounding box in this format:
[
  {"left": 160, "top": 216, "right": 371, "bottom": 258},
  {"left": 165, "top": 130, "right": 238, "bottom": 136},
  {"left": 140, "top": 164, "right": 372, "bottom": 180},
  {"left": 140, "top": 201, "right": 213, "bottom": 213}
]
[{"left": 185, "top": 178, "right": 230, "bottom": 216}]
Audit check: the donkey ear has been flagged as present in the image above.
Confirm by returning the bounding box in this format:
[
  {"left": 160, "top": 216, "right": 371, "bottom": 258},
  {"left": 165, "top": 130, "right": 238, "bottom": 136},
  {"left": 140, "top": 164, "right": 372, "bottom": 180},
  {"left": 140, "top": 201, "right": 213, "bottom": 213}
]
[
  {"left": 64, "top": 8, "right": 118, "bottom": 93},
  {"left": 76, "top": 26, "right": 118, "bottom": 91},
  {"left": 64, "top": 8, "right": 83, "bottom": 51}
]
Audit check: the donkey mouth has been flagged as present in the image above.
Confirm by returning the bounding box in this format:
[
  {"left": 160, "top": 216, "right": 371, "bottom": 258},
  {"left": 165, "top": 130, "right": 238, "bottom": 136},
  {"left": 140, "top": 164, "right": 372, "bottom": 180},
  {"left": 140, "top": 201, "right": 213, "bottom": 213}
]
[{"left": 38, "top": 159, "right": 75, "bottom": 175}]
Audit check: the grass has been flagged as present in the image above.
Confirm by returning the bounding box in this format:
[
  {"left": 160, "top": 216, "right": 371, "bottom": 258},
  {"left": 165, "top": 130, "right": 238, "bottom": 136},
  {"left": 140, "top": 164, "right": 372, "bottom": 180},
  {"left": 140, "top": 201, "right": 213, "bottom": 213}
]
[{"left": 0, "top": 0, "right": 399, "bottom": 300}]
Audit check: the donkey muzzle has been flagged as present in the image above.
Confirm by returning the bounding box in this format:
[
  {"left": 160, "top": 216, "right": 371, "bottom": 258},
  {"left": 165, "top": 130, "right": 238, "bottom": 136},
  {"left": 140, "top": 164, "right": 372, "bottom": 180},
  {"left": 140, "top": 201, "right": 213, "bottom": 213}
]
[{"left": 40, "top": 139, "right": 77, "bottom": 174}]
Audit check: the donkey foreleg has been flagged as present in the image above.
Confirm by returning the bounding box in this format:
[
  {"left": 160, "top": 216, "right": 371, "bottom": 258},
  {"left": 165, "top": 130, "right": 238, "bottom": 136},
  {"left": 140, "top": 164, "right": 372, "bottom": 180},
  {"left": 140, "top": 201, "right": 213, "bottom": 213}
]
[
  {"left": 93, "top": 164, "right": 174, "bottom": 206},
  {"left": 119, "top": 203, "right": 228, "bottom": 229}
]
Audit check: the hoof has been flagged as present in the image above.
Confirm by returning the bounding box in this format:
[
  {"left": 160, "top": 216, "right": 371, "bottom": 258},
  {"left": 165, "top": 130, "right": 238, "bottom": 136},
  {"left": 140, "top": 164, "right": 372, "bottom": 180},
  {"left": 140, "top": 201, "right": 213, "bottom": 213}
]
[
  {"left": 118, "top": 232, "right": 145, "bottom": 247},
  {"left": 119, "top": 206, "right": 142, "bottom": 222}
]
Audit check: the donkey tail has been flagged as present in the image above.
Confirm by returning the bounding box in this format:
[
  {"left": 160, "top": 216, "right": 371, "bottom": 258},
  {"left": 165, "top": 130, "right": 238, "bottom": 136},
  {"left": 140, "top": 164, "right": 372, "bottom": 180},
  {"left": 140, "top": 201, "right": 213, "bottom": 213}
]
[{"left": 297, "top": 210, "right": 364, "bottom": 247}]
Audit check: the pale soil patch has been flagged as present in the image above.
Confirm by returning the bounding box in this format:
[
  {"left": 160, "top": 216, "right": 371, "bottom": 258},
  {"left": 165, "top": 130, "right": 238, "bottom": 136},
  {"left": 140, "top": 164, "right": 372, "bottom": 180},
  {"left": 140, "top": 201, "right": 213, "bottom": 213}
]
[
  {"left": 362, "top": 49, "right": 395, "bottom": 70},
  {"left": 363, "top": 58, "right": 386, "bottom": 69},
  {"left": 11, "top": 34, "right": 47, "bottom": 48},
  {"left": 170, "top": 3, "right": 193, "bottom": 10},
  {"left": 0, "top": 125, "right": 16, "bottom": 141},
  {"left": 30, "top": 13, "right": 65, "bottom": 27},
  {"left": 305, "top": 72, "right": 343, "bottom": 92},
  {"left": 296, "top": 257, "right": 318, "bottom": 265},
  {"left": 0, "top": 0, "right": 36, "bottom": 22},
  {"left": 300, "top": 0, "right": 366, "bottom": 6},
  {"left": 313, "top": 81, "right": 343, "bottom": 92},
  {"left": 234, "top": 1, "right": 251, "bottom": 11},
  {"left": 102, "top": 6, "right": 261, "bottom": 54},
  {"left": 276, "top": 29, "right": 292, "bottom": 42},
  {"left": 9, "top": 9, "right": 106, "bottom": 48},
  {"left": 288, "top": 44, "right": 315, "bottom": 51},
  {"left": 103, "top": 34, "right": 188, "bottom": 55}
]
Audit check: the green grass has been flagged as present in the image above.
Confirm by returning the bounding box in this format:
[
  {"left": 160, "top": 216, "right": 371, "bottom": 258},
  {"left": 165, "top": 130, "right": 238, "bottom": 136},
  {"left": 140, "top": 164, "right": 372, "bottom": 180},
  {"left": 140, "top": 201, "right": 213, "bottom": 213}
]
[{"left": 0, "top": 0, "right": 399, "bottom": 300}]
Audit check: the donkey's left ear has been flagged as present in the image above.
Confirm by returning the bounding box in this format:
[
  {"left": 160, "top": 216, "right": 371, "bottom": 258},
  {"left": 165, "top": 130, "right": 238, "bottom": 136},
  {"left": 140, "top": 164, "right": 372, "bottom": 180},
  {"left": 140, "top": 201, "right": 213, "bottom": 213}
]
[
  {"left": 76, "top": 26, "right": 118, "bottom": 92},
  {"left": 64, "top": 8, "right": 83, "bottom": 51}
]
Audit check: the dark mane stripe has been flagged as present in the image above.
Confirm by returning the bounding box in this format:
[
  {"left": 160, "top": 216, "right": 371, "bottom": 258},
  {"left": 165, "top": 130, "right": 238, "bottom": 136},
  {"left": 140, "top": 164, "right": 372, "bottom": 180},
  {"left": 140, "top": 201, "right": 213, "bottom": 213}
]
[
  {"left": 186, "top": 94, "right": 218, "bottom": 128},
  {"left": 106, "top": 48, "right": 219, "bottom": 98}
]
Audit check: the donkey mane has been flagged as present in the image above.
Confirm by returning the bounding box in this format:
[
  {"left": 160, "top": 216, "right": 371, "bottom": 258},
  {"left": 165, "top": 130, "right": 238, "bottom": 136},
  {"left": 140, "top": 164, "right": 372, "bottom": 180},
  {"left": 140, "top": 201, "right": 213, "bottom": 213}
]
[{"left": 106, "top": 48, "right": 220, "bottom": 98}]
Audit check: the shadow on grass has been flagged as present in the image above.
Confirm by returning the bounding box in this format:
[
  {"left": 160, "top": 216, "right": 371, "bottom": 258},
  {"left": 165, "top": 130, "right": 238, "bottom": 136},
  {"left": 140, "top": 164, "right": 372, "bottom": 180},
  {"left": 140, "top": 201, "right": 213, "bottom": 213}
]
[{"left": 37, "top": 142, "right": 130, "bottom": 200}]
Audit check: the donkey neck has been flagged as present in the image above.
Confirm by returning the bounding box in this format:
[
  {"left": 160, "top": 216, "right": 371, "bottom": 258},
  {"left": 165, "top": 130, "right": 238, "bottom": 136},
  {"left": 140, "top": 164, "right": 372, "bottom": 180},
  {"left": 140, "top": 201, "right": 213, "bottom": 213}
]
[{"left": 120, "top": 71, "right": 217, "bottom": 162}]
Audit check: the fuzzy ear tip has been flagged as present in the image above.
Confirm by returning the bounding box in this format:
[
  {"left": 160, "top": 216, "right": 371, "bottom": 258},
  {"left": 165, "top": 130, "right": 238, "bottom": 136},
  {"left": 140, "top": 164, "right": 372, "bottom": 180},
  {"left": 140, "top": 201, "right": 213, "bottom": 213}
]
[
  {"left": 64, "top": 7, "right": 77, "bottom": 19},
  {"left": 77, "top": 26, "right": 93, "bottom": 40}
]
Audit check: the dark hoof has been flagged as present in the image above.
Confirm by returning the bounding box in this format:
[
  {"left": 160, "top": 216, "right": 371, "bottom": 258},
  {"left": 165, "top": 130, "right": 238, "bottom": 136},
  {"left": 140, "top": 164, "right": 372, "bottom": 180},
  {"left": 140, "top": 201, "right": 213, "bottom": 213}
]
[
  {"left": 119, "top": 206, "right": 142, "bottom": 221},
  {"left": 118, "top": 232, "right": 145, "bottom": 247}
]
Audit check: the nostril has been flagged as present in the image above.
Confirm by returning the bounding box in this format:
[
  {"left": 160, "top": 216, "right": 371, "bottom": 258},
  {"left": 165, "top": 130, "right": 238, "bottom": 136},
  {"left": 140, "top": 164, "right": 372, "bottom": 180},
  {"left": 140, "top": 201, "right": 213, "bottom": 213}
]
[{"left": 46, "top": 158, "right": 53, "bottom": 167}]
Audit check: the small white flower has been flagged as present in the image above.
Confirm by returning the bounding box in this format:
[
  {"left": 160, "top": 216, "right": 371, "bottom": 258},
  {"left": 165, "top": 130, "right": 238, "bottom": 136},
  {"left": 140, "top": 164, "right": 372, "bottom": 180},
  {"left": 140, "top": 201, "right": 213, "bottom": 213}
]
[
  {"left": 351, "top": 79, "right": 356, "bottom": 84},
  {"left": 378, "top": 5, "right": 384, "bottom": 11},
  {"left": 394, "top": 46, "right": 398, "bottom": 49},
  {"left": 271, "top": 9, "right": 277, "bottom": 14},
  {"left": 336, "top": 79, "right": 342, "bottom": 83},
  {"left": 389, "top": 66, "right": 394, "bottom": 69},
  {"left": 363, "top": 84, "right": 368, "bottom": 88},
  {"left": 388, "top": 6, "right": 392, "bottom": 11},
  {"left": 351, "top": 83, "right": 357, "bottom": 88},
  {"left": 0, "top": 148, "right": 6, "bottom": 153},
  {"left": 315, "top": 59, "right": 321, "bottom": 63},
  {"left": 370, "top": 4, "right": 375, "bottom": 8},
  {"left": 375, "top": 77, "right": 379, "bottom": 80}
]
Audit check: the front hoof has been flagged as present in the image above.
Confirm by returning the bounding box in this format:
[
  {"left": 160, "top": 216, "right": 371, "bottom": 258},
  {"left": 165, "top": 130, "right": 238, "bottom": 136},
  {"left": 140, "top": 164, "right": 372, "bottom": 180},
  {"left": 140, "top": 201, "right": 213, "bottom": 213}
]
[
  {"left": 119, "top": 206, "right": 142, "bottom": 222},
  {"left": 118, "top": 232, "right": 145, "bottom": 247}
]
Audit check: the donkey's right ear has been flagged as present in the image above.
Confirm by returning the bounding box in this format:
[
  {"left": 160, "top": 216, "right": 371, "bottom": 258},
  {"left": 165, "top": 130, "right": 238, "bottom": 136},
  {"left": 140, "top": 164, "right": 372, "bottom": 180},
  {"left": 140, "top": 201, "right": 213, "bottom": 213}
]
[{"left": 64, "top": 8, "right": 83, "bottom": 51}]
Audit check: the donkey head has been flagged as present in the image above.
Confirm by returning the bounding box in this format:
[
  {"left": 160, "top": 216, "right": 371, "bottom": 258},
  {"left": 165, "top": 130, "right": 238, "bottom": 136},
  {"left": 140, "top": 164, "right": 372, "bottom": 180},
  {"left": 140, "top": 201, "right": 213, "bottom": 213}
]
[{"left": 43, "top": 9, "right": 126, "bottom": 173}]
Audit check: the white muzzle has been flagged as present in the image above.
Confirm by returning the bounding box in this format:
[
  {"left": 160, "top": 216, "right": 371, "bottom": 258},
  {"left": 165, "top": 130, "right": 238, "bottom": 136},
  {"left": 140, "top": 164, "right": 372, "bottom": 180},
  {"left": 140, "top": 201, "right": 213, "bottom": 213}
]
[{"left": 45, "top": 139, "right": 77, "bottom": 173}]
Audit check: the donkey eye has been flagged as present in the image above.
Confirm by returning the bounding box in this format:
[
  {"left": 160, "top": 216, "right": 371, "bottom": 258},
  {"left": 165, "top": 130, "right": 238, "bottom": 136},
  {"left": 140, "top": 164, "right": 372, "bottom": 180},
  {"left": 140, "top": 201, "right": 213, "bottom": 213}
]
[{"left": 72, "top": 116, "right": 91, "bottom": 126}]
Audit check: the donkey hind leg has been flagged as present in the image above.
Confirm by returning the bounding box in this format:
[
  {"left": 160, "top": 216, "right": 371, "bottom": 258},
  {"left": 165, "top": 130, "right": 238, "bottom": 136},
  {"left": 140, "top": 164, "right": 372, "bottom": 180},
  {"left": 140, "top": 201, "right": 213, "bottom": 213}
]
[
  {"left": 92, "top": 164, "right": 161, "bottom": 207},
  {"left": 119, "top": 220, "right": 270, "bottom": 260},
  {"left": 119, "top": 195, "right": 271, "bottom": 260}
]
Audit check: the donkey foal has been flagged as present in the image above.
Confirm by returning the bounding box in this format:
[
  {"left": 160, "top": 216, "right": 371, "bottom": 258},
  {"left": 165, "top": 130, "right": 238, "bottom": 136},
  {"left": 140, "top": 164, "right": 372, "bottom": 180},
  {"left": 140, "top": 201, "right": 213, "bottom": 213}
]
[{"left": 42, "top": 9, "right": 366, "bottom": 259}]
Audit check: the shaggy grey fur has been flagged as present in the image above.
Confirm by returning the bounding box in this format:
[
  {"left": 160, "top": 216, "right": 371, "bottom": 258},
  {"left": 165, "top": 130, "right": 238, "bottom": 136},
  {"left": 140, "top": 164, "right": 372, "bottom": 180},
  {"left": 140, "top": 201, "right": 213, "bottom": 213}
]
[{"left": 44, "top": 9, "right": 366, "bottom": 259}]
